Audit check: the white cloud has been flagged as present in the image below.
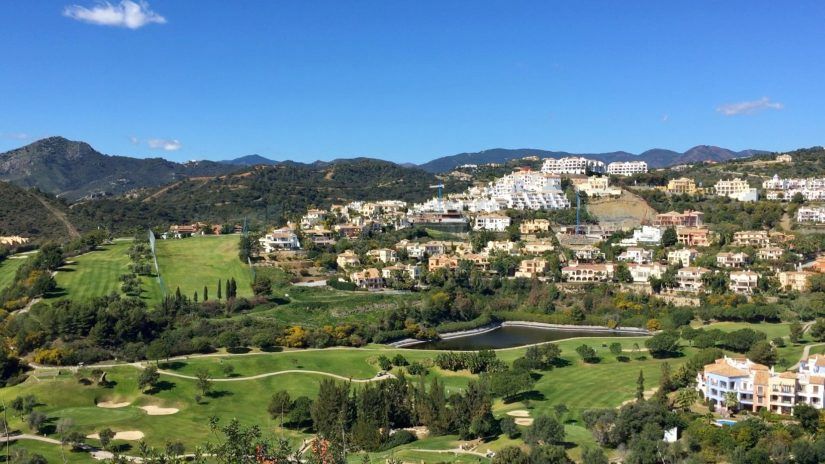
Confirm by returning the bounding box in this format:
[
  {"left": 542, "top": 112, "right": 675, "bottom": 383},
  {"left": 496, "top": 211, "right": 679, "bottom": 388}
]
[
  {"left": 63, "top": 1, "right": 166, "bottom": 29},
  {"left": 716, "top": 97, "right": 783, "bottom": 116},
  {"left": 661, "top": 114, "right": 669, "bottom": 123},
  {"left": 147, "top": 138, "right": 182, "bottom": 151},
  {"left": 129, "top": 135, "right": 140, "bottom": 145}
]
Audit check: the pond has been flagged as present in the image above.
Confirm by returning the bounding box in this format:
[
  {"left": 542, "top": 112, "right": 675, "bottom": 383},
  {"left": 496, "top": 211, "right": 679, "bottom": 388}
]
[{"left": 407, "top": 325, "right": 643, "bottom": 350}]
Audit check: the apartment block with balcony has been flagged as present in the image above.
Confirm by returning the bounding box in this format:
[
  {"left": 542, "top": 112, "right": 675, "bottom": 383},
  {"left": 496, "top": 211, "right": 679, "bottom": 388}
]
[
  {"left": 668, "top": 248, "right": 698, "bottom": 267},
  {"left": 515, "top": 258, "right": 547, "bottom": 278},
  {"left": 778, "top": 271, "right": 814, "bottom": 292},
  {"left": 617, "top": 247, "right": 653, "bottom": 264},
  {"left": 666, "top": 177, "right": 697, "bottom": 195},
  {"left": 714, "top": 178, "right": 758, "bottom": 202},
  {"left": 473, "top": 213, "right": 511, "bottom": 232},
  {"left": 606, "top": 161, "right": 648, "bottom": 176},
  {"left": 716, "top": 252, "right": 749, "bottom": 268},
  {"left": 520, "top": 219, "right": 552, "bottom": 235},
  {"left": 733, "top": 230, "right": 770, "bottom": 248},
  {"left": 676, "top": 226, "right": 712, "bottom": 247},
  {"left": 653, "top": 210, "right": 704, "bottom": 228},
  {"left": 561, "top": 263, "right": 614, "bottom": 282},
  {"left": 676, "top": 267, "right": 709, "bottom": 292}
]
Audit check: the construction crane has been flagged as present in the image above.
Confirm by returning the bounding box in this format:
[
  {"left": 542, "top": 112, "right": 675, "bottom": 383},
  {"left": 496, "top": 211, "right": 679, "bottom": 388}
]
[{"left": 429, "top": 183, "right": 445, "bottom": 211}]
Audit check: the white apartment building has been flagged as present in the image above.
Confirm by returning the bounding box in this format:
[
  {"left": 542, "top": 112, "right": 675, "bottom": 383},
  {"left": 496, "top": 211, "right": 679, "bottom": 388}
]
[
  {"left": 714, "top": 178, "right": 758, "bottom": 202},
  {"left": 500, "top": 191, "right": 570, "bottom": 210},
  {"left": 617, "top": 247, "right": 653, "bottom": 264},
  {"left": 541, "top": 157, "right": 605, "bottom": 175},
  {"left": 797, "top": 206, "right": 825, "bottom": 224},
  {"left": 474, "top": 213, "right": 511, "bottom": 232},
  {"left": 259, "top": 227, "right": 301, "bottom": 252},
  {"left": 300, "top": 209, "right": 328, "bottom": 229},
  {"left": 619, "top": 226, "right": 663, "bottom": 247},
  {"left": 668, "top": 248, "right": 698, "bottom": 267},
  {"left": 729, "top": 270, "right": 759, "bottom": 294},
  {"left": 485, "top": 240, "right": 519, "bottom": 255},
  {"left": 732, "top": 230, "right": 770, "bottom": 248},
  {"left": 697, "top": 354, "right": 825, "bottom": 415},
  {"left": 381, "top": 264, "right": 421, "bottom": 281},
  {"left": 573, "top": 246, "right": 605, "bottom": 262},
  {"left": 779, "top": 271, "right": 814, "bottom": 292},
  {"left": 764, "top": 175, "right": 825, "bottom": 202},
  {"left": 607, "top": 161, "right": 648, "bottom": 176}
]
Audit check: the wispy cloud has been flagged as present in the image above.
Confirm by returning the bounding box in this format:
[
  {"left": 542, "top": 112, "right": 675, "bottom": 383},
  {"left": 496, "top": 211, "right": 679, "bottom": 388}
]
[
  {"left": 129, "top": 135, "right": 140, "bottom": 145},
  {"left": 661, "top": 114, "right": 669, "bottom": 123},
  {"left": 716, "top": 97, "right": 783, "bottom": 116},
  {"left": 3, "top": 132, "right": 31, "bottom": 141},
  {"left": 147, "top": 138, "right": 182, "bottom": 151},
  {"left": 63, "top": 1, "right": 166, "bottom": 29}
]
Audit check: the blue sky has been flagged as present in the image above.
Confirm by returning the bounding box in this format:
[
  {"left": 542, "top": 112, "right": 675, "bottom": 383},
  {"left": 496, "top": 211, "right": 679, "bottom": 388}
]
[{"left": 1, "top": 1, "right": 823, "bottom": 163}]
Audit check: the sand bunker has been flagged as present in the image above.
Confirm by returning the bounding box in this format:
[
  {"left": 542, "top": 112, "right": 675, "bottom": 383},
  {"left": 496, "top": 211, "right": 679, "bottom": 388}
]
[
  {"left": 140, "top": 405, "right": 179, "bottom": 415},
  {"left": 96, "top": 401, "right": 130, "bottom": 408},
  {"left": 506, "top": 410, "right": 531, "bottom": 418},
  {"left": 87, "top": 431, "right": 145, "bottom": 441},
  {"left": 515, "top": 418, "right": 534, "bottom": 426}
]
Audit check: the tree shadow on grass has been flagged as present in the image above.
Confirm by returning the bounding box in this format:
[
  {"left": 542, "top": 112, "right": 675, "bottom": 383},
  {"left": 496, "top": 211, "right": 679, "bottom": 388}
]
[
  {"left": 159, "top": 361, "right": 186, "bottom": 370},
  {"left": 504, "top": 390, "right": 546, "bottom": 404},
  {"left": 112, "top": 443, "right": 133, "bottom": 454},
  {"left": 549, "top": 358, "right": 571, "bottom": 368},
  {"left": 146, "top": 380, "right": 176, "bottom": 394},
  {"left": 206, "top": 390, "right": 233, "bottom": 399}
]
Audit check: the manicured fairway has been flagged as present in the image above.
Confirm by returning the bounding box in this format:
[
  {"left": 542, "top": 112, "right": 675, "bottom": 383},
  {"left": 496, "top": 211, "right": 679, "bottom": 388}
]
[
  {"left": 50, "top": 240, "right": 162, "bottom": 303},
  {"left": 154, "top": 234, "right": 253, "bottom": 300},
  {"left": 693, "top": 321, "right": 792, "bottom": 340},
  {"left": 0, "top": 254, "right": 28, "bottom": 291},
  {"left": 2, "top": 335, "right": 694, "bottom": 462}
]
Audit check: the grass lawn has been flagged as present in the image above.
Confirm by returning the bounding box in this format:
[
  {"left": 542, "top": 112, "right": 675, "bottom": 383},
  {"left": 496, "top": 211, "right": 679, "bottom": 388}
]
[
  {"left": 155, "top": 235, "right": 252, "bottom": 301},
  {"left": 0, "top": 255, "right": 29, "bottom": 291},
  {"left": 2, "top": 335, "right": 679, "bottom": 460},
  {"left": 49, "top": 241, "right": 162, "bottom": 303},
  {"left": 692, "top": 321, "right": 792, "bottom": 340},
  {"left": 6, "top": 440, "right": 95, "bottom": 463}
]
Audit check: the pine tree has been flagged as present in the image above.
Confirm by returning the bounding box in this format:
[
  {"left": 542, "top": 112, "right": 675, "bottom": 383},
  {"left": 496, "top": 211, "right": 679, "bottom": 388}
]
[
  {"left": 203, "top": 285, "right": 208, "bottom": 301},
  {"left": 217, "top": 279, "right": 222, "bottom": 299},
  {"left": 636, "top": 370, "right": 645, "bottom": 401}
]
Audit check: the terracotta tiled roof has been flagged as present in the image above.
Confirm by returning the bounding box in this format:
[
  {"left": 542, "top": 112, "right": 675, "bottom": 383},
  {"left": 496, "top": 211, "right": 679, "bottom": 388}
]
[
  {"left": 753, "top": 371, "right": 770, "bottom": 384},
  {"left": 808, "top": 376, "right": 825, "bottom": 385},
  {"left": 779, "top": 372, "right": 798, "bottom": 379},
  {"left": 704, "top": 364, "right": 749, "bottom": 377}
]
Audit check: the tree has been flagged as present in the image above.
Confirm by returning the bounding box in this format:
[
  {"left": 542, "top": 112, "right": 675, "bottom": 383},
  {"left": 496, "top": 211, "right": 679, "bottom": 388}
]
[
  {"left": 268, "top": 390, "right": 292, "bottom": 427},
  {"left": 582, "top": 446, "right": 609, "bottom": 464},
  {"left": 138, "top": 365, "right": 160, "bottom": 392},
  {"left": 195, "top": 369, "right": 212, "bottom": 396},
  {"left": 27, "top": 411, "right": 46, "bottom": 433},
  {"left": 614, "top": 262, "right": 632, "bottom": 283},
  {"left": 252, "top": 276, "right": 272, "bottom": 296},
  {"left": 675, "top": 388, "right": 697, "bottom": 411},
  {"left": 724, "top": 391, "right": 739, "bottom": 412},
  {"left": 217, "top": 279, "right": 222, "bottom": 299},
  {"left": 553, "top": 403, "right": 569, "bottom": 424},
  {"left": 377, "top": 355, "right": 392, "bottom": 371},
  {"left": 609, "top": 342, "right": 623, "bottom": 356},
  {"left": 645, "top": 331, "right": 681, "bottom": 358},
  {"left": 499, "top": 417, "right": 519, "bottom": 438},
  {"left": 811, "top": 319, "right": 825, "bottom": 342},
  {"left": 575, "top": 344, "right": 598, "bottom": 363},
  {"left": 636, "top": 370, "right": 645, "bottom": 401},
  {"left": 492, "top": 446, "right": 530, "bottom": 464},
  {"left": 288, "top": 396, "right": 313, "bottom": 428},
  {"left": 746, "top": 340, "right": 777, "bottom": 366},
  {"left": 794, "top": 403, "right": 820, "bottom": 434},
  {"left": 486, "top": 368, "right": 535, "bottom": 401},
  {"left": 524, "top": 415, "right": 565, "bottom": 445},
  {"left": 790, "top": 322, "right": 803, "bottom": 344},
  {"left": 10, "top": 394, "right": 37, "bottom": 418},
  {"left": 56, "top": 417, "right": 75, "bottom": 444},
  {"left": 203, "top": 285, "right": 209, "bottom": 301},
  {"left": 662, "top": 227, "right": 678, "bottom": 247},
  {"left": 98, "top": 428, "right": 116, "bottom": 451}
]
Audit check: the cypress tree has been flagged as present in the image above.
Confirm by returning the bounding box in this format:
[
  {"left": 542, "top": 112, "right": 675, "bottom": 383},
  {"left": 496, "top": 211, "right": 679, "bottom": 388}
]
[
  {"left": 175, "top": 286, "right": 181, "bottom": 301},
  {"left": 636, "top": 370, "right": 645, "bottom": 401},
  {"left": 217, "top": 279, "right": 222, "bottom": 299},
  {"left": 194, "top": 291, "right": 198, "bottom": 303},
  {"left": 225, "top": 279, "right": 231, "bottom": 299},
  {"left": 203, "top": 285, "right": 208, "bottom": 301}
]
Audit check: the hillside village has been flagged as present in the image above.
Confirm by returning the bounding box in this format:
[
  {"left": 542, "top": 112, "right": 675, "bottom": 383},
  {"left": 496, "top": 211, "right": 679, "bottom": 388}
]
[{"left": 151, "top": 152, "right": 825, "bottom": 313}]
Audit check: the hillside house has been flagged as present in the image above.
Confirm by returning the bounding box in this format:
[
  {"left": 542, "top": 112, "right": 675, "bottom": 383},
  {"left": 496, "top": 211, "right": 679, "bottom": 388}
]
[
  {"left": 474, "top": 213, "right": 511, "bottom": 232},
  {"left": 523, "top": 239, "right": 555, "bottom": 255},
  {"left": 666, "top": 178, "right": 697, "bottom": 195},
  {"left": 668, "top": 248, "right": 698, "bottom": 267},
  {"left": 779, "top": 271, "right": 814, "bottom": 292},
  {"left": 676, "top": 227, "right": 712, "bottom": 247},
  {"left": 259, "top": 227, "right": 301, "bottom": 252},
  {"left": 758, "top": 246, "right": 784, "bottom": 261},
  {"left": 562, "top": 263, "right": 614, "bottom": 282},
  {"left": 336, "top": 250, "right": 361, "bottom": 269},
  {"left": 716, "top": 252, "right": 750, "bottom": 268},
  {"left": 515, "top": 258, "right": 547, "bottom": 278},
  {"left": 676, "top": 267, "right": 710, "bottom": 292},
  {"left": 618, "top": 247, "right": 653, "bottom": 264},
  {"left": 627, "top": 262, "right": 666, "bottom": 283},
  {"left": 350, "top": 268, "right": 384, "bottom": 290},
  {"left": 381, "top": 264, "right": 421, "bottom": 281},
  {"left": 733, "top": 230, "right": 770, "bottom": 248},
  {"left": 520, "top": 219, "right": 552, "bottom": 235},
  {"left": 366, "top": 248, "right": 397, "bottom": 264},
  {"left": 428, "top": 255, "right": 460, "bottom": 272},
  {"left": 729, "top": 270, "right": 759, "bottom": 294}
]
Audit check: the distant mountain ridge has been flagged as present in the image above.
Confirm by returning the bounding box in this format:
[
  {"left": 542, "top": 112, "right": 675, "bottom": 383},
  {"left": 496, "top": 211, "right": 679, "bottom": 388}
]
[
  {"left": 0, "top": 137, "right": 238, "bottom": 201},
  {"left": 417, "top": 146, "right": 770, "bottom": 173}
]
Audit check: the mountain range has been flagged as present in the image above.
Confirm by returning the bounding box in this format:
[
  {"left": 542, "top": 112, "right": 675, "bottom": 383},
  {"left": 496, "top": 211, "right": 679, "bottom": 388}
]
[
  {"left": 414, "top": 146, "right": 770, "bottom": 173},
  {"left": 1, "top": 137, "right": 769, "bottom": 201}
]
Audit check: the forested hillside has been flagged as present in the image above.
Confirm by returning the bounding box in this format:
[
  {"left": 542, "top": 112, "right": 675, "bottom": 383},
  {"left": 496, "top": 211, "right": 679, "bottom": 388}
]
[
  {"left": 69, "top": 159, "right": 469, "bottom": 233},
  {"left": 0, "top": 182, "right": 78, "bottom": 243}
]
